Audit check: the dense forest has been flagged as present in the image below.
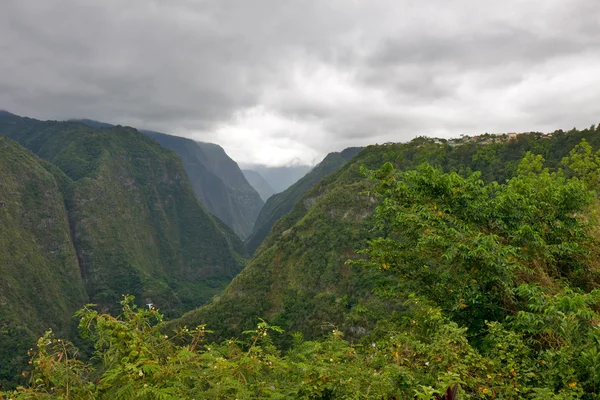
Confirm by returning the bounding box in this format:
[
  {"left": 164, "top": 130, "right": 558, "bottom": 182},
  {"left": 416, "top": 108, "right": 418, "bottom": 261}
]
[
  {"left": 3, "top": 124, "right": 600, "bottom": 398},
  {"left": 0, "top": 113, "right": 246, "bottom": 389},
  {"left": 246, "top": 147, "right": 362, "bottom": 255},
  {"left": 73, "top": 119, "right": 265, "bottom": 240}
]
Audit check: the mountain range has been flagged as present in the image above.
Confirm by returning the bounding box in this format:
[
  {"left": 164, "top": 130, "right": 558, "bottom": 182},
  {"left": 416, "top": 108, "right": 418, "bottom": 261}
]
[
  {"left": 72, "top": 120, "right": 264, "bottom": 239},
  {"left": 3, "top": 110, "right": 600, "bottom": 395},
  {"left": 0, "top": 112, "right": 246, "bottom": 386},
  {"left": 239, "top": 164, "right": 312, "bottom": 193},
  {"left": 173, "top": 126, "right": 600, "bottom": 342},
  {"left": 140, "top": 130, "right": 263, "bottom": 239}
]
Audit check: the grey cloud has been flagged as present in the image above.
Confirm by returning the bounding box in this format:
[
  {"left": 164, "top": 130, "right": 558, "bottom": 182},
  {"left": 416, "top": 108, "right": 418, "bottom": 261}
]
[{"left": 1, "top": 0, "right": 600, "bottom": 165}]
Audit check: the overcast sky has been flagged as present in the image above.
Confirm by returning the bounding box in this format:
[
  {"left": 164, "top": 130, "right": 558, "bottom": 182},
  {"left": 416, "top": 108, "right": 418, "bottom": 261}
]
[{"left": 2, "top": 1, "right": 600, "bottom": 166}]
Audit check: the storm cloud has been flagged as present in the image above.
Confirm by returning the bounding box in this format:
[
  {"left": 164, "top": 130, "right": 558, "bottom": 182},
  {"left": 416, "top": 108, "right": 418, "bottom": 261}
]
[{"left": 2, "top": 0, "right": 599, "bottom": 166}]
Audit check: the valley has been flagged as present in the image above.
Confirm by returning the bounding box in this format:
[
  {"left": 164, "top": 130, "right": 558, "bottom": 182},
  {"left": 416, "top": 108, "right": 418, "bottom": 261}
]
[{"left": 2, "top": 115, "right": 600, "bottom": 397}]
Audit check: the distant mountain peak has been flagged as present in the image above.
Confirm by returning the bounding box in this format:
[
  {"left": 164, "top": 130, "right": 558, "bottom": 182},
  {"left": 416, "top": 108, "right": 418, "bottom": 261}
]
[
  {"left": 239, "top": 164, "right": 312, "bottom": 193},
  {"left": 59, "top": 120, "right": 264, "bottom": 239},
  {"left": 242, "top": 169, "right": 276, "bottom": 202},
  {"left": 141, "top": 130, "right": 264, "bottom": 239}
]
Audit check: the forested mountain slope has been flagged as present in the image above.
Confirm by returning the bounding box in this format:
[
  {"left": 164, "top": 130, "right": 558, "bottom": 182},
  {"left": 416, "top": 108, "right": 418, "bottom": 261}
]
[
  {"left": 142, "top": 131, "right": 263, "bottom": 239},
  {"left": 245, "top": 147, "right": 363, "bottom": 254},
  {"left": 70, "top": 120, "right": 263, "bottom": 239},
  {"left": 174, "top": 125, "right": 600, "bottom": 341},
  {"left": 0, "top": 136, "right": 87, "bottom": 387},
  {"left": 196, "top": 141, "right": 264, "bottom": 237},
  {"left": 7, "top": 124, "right": 600, "bottom": 398},
  {"left": 0, "top": 113, "right": 246, "bottom": 317}
]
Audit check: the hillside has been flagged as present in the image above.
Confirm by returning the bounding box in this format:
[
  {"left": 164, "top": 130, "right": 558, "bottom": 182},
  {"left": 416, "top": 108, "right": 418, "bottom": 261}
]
[
  {"left": 7, "top": 125, "right": 600, "bottom": 398},
  {"left": 0, "top": 113, "right": 246, "bottom": 317},
  {"left": 196, "top": 141, "right": 264, "bottom": 237},
  {"left": 242, "top": 169, "right": 276, "bottom": 201},
  {"left": 140, "top": 131, "right": 263, "bottom": 239},
  {"left": 70, "top": 121, "right": 264, "bottom": 239},
  {"left": 245, "top": 147, "right": 363, "bottom": 254},
  {"left": 174, "top": 125, "right": 600, "bottom": 341},
  {"left": 0, "top": 136, "right": 87, "bottom": 387}
]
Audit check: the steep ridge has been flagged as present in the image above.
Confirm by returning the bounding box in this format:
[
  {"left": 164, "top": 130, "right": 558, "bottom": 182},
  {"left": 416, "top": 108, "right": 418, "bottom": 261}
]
[
  {"left": 242, "top": 169, "right": 275, "bottom": 201},
  {"left": 196, "top": 141, "right": 264, "bottom": 237},
  {"left": 0, "top": 136, "right": 87, "bottom": 387},
  {"left": 69, "top": 120, "right": 264, "bottom": 239},
  {"left": 173, "top": 125, "right": 600, "bottom": 342},
  {"left": 245, "top": 147, "right": 363, "bottom": 254},
  {"left": 140, "top": 131, "right": 263, "bottom": 239},
  {"left": 8, "top": 128, "right": 600, "bottom": 397},
  {"left": 0, "top": 113, "right": 246, "bottom": 318}
]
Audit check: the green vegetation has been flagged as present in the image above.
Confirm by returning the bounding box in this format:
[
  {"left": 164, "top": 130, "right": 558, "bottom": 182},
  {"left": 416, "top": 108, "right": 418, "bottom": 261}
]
[
  {"left": 4, "top": 120, "right": 600, "bottom": 397},
  {"left": 7, "top": 142, "right": 600, "bottom": 397},
  {"left": 246, "top": 147, "right": 363, "bottom": 254},
  {"left": 0, "top": 114, "right": 247, "bottom": 389},
  {"left": 0, "top": 137, "right": 87, "bottom": 388},
  {"left": 0, "top": 114, "right": 246, "bottom": 316},
  {"left": 72, "top": 120, "right": 265, "bottom": 239},
  {"left": 0, "top": 296, "right": 547, "bottom": 399},
  {"left": 177, "top": 126, "right": 600, "bottom": 343},
  {"left": 142, "top": 131, "right": 264, "bottom": 239},
  {"left": 246, "top": 126, "right": 600, "bottom": 255}
]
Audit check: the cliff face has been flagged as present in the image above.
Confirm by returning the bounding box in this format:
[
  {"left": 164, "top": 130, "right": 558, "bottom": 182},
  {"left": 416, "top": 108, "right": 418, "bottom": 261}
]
[
  {"left": 0, "top": 135, "right": 87, "bottom": 386},
  {"left": 0, "top": 114, "right": 247, "bottom": 318},
  {"left": 141, "top": 131, "right": 264, "bottom": 239}
]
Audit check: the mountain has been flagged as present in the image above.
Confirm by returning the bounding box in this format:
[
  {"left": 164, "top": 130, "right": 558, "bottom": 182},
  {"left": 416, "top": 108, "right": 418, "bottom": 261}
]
[
  {"left": 172, "top": 125, "right": 600, "bottom": 342},
  {"left": 0, "top": 113, "right": 246, "bottom": 317},
  {"left": 0, "top": 136, "right": 87, "bottom": 387},
  {"left": 245, "top": 147, "right": 363, "bottom": 254},
  {"left": 242, "top": 169, "right": 275, "bottom": 201},
  {"left": 7, "top": 125, "right": 600, "bottom": 398},
  {"left": 172, "top": 145, "right": 382, "bottom": 341},
  {"left": 240, "top": 164, "right": 312, "bottom": 193},
  {"left": 194, "top": 142, "right": 249, "bottom": 188},
  {"left": 139, "top": 131, "right": 263, "bottom": 239},
  {"left": 71, "top": 120, "right": 263, "bottom": 240}
]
